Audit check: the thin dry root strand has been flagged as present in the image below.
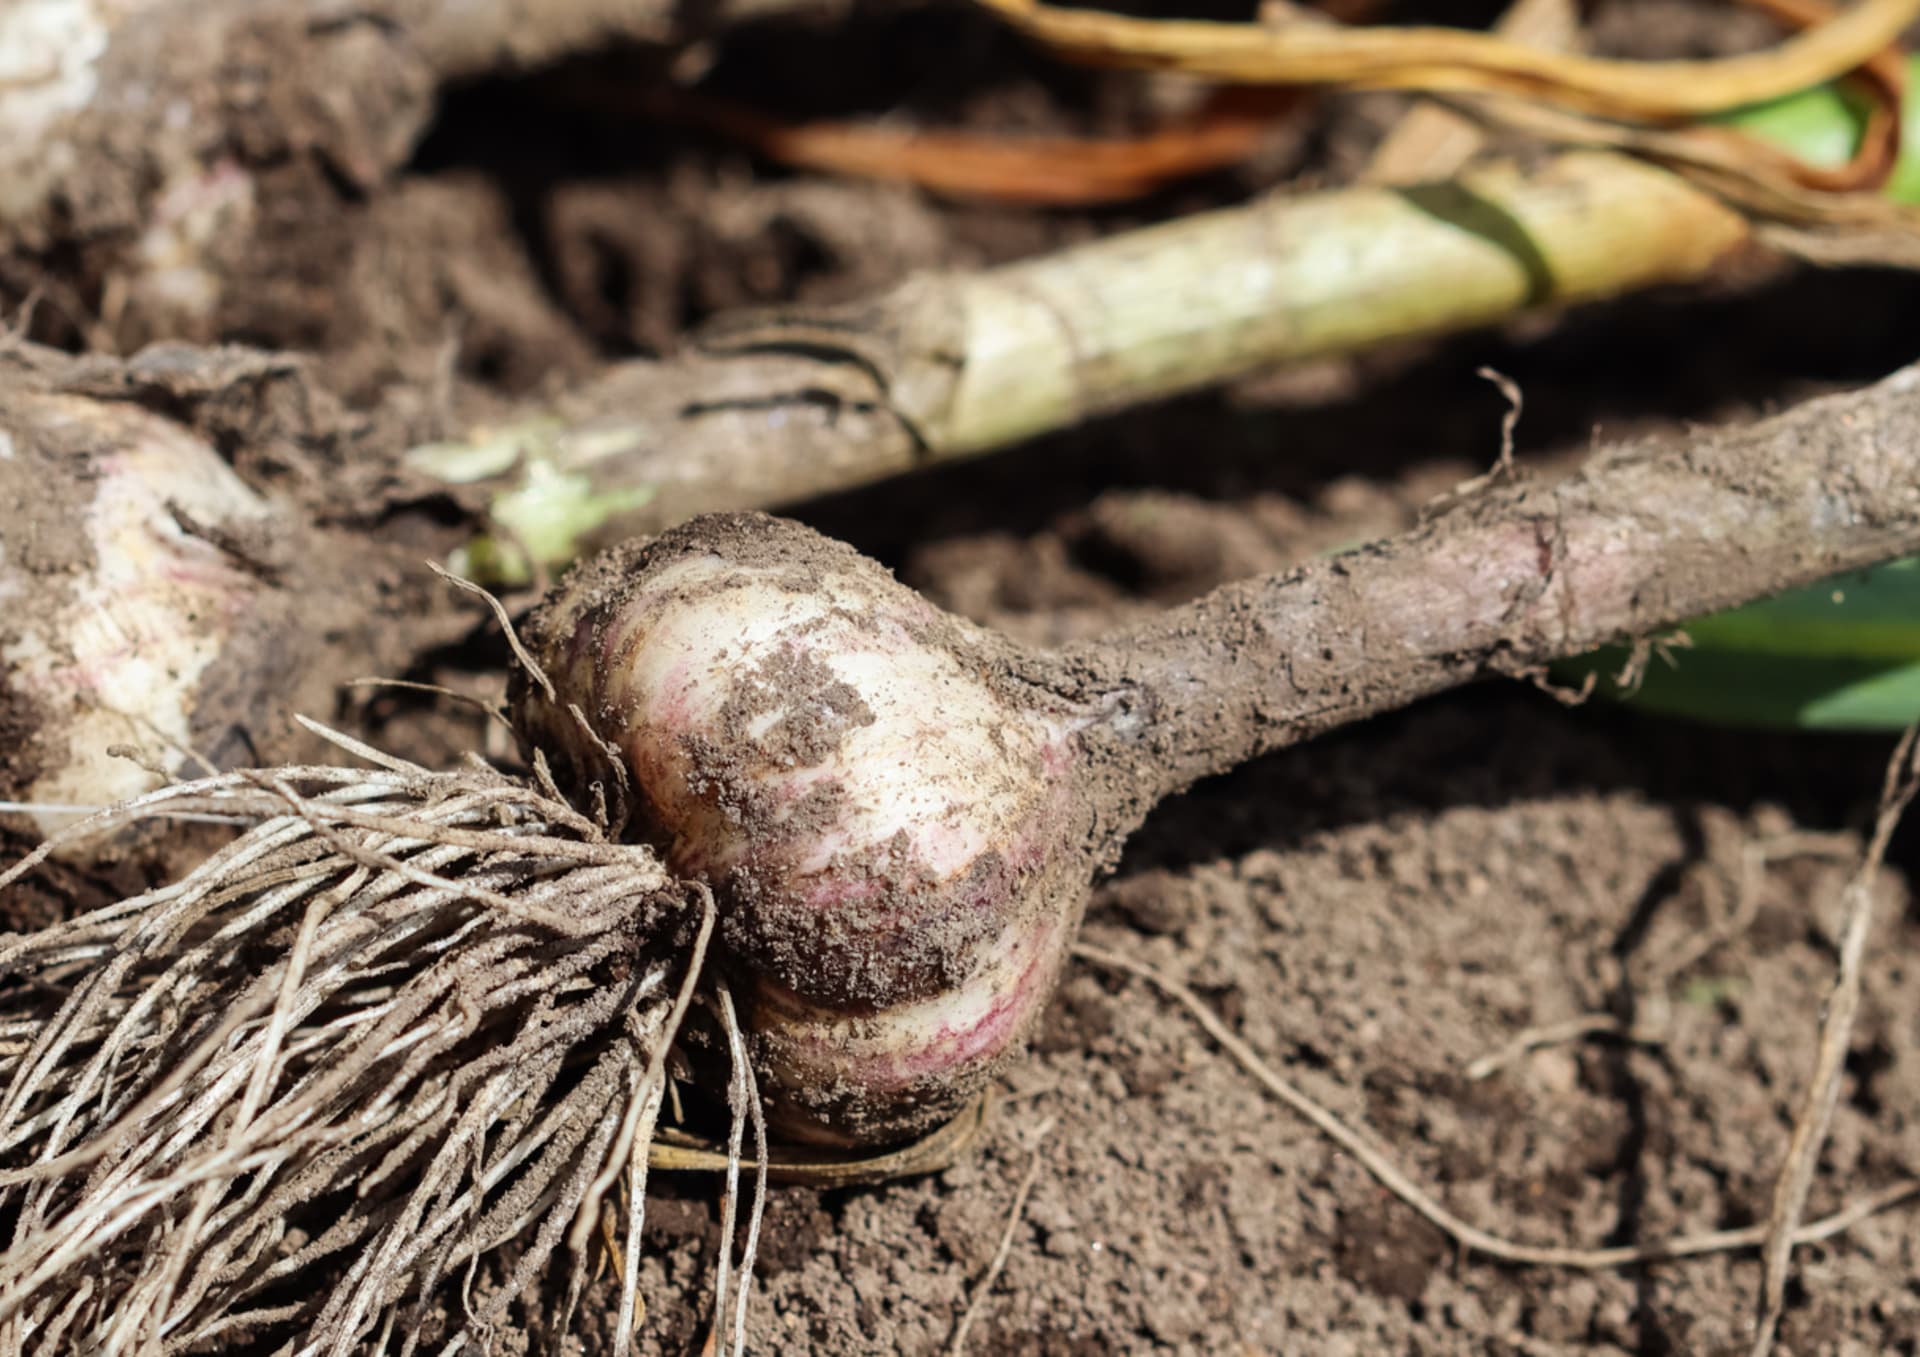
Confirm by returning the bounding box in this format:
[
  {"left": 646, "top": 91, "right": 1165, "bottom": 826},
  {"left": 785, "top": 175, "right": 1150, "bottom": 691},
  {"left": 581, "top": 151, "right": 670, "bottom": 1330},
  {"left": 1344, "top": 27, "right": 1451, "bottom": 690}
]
[
  {"left": 1749, "top": 727, "right": 1920, "bottom": 1357},
  {"left": 1072, "top": 943, "right": 1920, "bottom": 1273},
  {"left": 1462, "top": 1014, "right": 1664, "bottom": 1081},
  {"left": 710, "top": 981, "right": 768, "bottom": 1357},
  {"left": 945, "top": 1121, "right": 1051, "bottom": 1357},
  {"left": 0, "top": 749, "right": 708, "bottom": 1357}
]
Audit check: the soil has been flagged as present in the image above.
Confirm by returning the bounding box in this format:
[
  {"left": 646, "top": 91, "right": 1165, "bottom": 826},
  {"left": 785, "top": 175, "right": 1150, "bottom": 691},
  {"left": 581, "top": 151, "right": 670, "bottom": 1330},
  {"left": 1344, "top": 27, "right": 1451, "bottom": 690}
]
[
  {"left": 629, "top": 694, "right": 1920, "bottom": 1356},
  {"left": 6, "top": 0, "right": 1920, "bottom": 1352}
]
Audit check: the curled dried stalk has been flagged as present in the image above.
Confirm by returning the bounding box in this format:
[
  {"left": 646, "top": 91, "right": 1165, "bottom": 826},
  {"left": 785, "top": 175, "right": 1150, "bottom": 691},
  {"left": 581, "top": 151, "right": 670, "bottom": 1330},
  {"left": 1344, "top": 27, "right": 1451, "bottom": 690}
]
[
  {"left": 0, "top": 741, "right": 713, "bottom": 1356},
  {"left": 1364, "top": 0, "right": 1920, "bottom": 241},
  {"left": 968, "top": 0, "right": 1920, "bottom": 244},
  {"left": 970, "top": 0, "right": 1918, "bottom": 122}
]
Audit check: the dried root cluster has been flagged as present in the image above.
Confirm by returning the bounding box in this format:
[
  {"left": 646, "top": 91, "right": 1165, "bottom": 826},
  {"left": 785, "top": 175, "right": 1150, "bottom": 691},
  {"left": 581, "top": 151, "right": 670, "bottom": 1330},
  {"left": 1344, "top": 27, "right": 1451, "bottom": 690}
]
[{"left": 0, "top": 742, "right": 734, "bottom": 1356}]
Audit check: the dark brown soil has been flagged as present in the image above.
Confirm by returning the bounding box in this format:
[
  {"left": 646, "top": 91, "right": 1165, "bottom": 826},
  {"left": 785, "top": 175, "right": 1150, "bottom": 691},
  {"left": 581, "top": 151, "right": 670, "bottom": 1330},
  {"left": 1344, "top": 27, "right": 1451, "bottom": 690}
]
[
  {"left": 6, "top": 0, "right": 1920, "bottom": 1351},
  {"left": 587, "top": 415, "right": 1920, "bottom": 1353},
  {"left": 617, "top": 685, "right": 1920, "bottom": 1356}
]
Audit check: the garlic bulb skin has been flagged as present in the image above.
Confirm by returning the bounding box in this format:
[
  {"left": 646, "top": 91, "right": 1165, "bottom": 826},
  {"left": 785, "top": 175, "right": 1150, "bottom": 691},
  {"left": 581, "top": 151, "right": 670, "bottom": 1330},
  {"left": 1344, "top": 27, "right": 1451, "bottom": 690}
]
[{"left": 517, "top": 514, "right": 1093, "bottom": 1145}]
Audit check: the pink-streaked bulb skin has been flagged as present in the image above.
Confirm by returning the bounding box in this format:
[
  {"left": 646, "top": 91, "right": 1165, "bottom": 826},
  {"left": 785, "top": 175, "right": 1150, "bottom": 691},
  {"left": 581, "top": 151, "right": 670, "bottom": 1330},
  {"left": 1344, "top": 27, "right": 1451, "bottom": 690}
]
[{"left": 515, "top": 514, "right": 1091, "bottom": 1146}]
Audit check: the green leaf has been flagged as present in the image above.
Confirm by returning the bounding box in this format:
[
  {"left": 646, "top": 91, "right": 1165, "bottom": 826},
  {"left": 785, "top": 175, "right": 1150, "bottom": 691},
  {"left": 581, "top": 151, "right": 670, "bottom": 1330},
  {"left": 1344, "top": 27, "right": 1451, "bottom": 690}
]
[
  {"left": 1565, "top": 560, "right": 1920, "bottom": 730},
  {"left": 1719, "top": 53, "right": 1920, "bottom": 206}
]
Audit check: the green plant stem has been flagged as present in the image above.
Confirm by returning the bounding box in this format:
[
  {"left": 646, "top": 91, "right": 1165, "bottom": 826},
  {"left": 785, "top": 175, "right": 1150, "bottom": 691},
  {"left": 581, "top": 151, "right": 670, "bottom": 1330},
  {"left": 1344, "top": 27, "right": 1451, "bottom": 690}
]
[{"left": 413, "top": 151, "right": 1749, "bottom": 580}]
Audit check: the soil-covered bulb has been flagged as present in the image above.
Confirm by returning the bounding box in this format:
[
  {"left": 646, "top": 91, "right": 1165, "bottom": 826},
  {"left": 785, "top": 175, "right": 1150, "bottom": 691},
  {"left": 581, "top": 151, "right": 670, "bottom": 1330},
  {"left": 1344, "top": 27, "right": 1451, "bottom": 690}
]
[{"left": 514, "top": 513, "right": 1094, "bottom": 1147}]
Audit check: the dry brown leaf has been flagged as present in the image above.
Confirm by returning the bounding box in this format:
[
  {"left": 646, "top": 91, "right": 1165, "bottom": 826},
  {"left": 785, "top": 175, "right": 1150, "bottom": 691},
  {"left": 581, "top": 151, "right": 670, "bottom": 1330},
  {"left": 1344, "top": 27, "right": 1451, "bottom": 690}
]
[{"left": 637, "top": 85, "right": 1300, "bottom": 205}]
